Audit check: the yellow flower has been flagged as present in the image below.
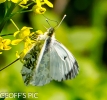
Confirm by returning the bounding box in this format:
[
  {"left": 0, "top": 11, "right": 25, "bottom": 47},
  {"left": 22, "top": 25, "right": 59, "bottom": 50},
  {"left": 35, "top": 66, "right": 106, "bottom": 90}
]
[
  {"left": 0, "top": 37, "right": 11, "bottom": 54},
  {"left": 11, "top": 26, "right": 32, "bottom": 45},
  {"left": 16, "top": 42, "right": 35, "bottom": 60},
  {"left": 15, "top": 26, "right": 32, "bottom": 38},
  {"left": 36, "top": 30, "right": 43, "bottom": 35},
  {"left": 36, "top": 0, "right": 41, "bottom": 7},
  {"left": 11, "top": 0, "right": 28, "bottom": 4},
  {"left": 44, "top": 0, "right": 53, "bottom": 8},
  {"left": 11, "top": 0, "right": 20, "bottom": 3},
  {"left": 11, "top": 39, "right": 23, "bottom": 45},
  {"left": 19, "top": 0, "right": 28, "bottom": 4},
  {"left": 11, "top": 26, "right": 37, "bottom": 58},
  {"left": 16, "top": 49, "right": 28, "bottom": 59},
  {"left": 32, "top": 0, "right": 53, "bottom": 14},
  {"left": 0, "top": 0, "right": 28, "bottom": 8},
  {"left": 2, "top": 39, "right": 11, "bottom": 50},
  {"left": 0, "top": 37, "right": 3, "bottom": 50},
  {"left": 14, "top": 30, "right": 44, "bottom": 59},
  {"left": 34, "top": 0, "right": 53, "bottom": 8},
  {"left": 16, "top": 51, "right": 20, "bottom": 58},
  {"left": 11, "top": 26, "right": 45, "bottom": 59},
  {"left": 0, "top": 0, "right": 28, "bottom": 4},
  {"left": 32, "top": 5, "right": 46, "bottom": 14}
]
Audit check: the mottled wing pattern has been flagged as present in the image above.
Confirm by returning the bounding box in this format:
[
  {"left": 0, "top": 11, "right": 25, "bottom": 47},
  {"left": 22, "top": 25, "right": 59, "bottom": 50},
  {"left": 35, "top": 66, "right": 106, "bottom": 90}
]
[
  {"left": 21, "top": 44, "right": 40, "bottom": 85},
  {"left": 30, "top": 37, "right": 52, "bottom": 86},
  {"left": 50, "top": 39, "right": 79, "bottom": 81}
]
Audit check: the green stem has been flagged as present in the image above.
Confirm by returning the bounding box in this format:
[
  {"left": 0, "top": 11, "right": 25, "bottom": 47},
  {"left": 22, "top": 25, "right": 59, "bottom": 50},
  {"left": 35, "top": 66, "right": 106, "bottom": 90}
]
[
  {"left": 16, "top": 9, "right": 33, "bottom": 14},
  {"left": 11, "top": 2, "right": 34, "bottom": 16},
  {"left": 0, "top": 58, "right": 19, "bottom": 71},
  {"left": 0, "top": 33, "right": 13, "bottom": 37},
  {"left": 10, "top": 19, "right": 19, "bottom": 30}
]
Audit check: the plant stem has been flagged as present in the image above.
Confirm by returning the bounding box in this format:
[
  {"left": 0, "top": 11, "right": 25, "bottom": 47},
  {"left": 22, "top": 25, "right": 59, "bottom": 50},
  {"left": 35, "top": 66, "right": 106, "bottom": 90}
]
[
  {"left": 0, "top": 33, "right": 13, "bottom": 37},
  {"left": 10, "top": 19, "right": 19, "bottom": 31},
  {"left": 0, "top": 58, "right": 20, "bottom": 71}
]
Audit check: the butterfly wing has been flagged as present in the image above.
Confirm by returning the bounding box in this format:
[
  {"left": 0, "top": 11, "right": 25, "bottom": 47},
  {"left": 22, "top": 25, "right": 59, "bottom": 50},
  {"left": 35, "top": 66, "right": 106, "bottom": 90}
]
[
  {"left": 21, "top": 35, "right": 79, "bottom": 86},
  {"left": 29, "top": 37, "right": 52, "bottom": 86},
  {"left": 50, "top": 39, "right": 79, "bottom": 81},
  {"left": 21, "top": 43, "right": 41, "bottom": 85}
]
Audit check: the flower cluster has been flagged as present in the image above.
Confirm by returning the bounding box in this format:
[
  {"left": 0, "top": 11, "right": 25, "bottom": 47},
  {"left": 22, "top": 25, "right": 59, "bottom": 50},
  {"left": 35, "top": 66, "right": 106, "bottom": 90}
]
[
  {"left": 12, "top": 26, "right": 37, "bottom": 59},
  {"left": 0, "top": 0, "right": 53, "bottom": 14},
  {"left": 32, "top": 0, "right": 53, "bottom": 14},
  {"left": 0, "top": 0, "right": 53, "bottom": 58}
]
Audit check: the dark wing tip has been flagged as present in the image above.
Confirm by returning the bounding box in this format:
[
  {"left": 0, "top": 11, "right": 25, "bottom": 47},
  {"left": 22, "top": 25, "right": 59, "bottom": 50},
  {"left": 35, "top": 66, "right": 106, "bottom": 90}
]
[
  {"left": 65, "top": 60, "right": 79, "bottom": 80},
  {"left": 73, "top": 60, "right": 79, "bottom": 75}
]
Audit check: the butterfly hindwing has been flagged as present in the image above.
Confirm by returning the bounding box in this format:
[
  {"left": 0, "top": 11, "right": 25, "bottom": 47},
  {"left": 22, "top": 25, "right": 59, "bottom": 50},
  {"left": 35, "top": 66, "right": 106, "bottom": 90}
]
[
  {"left": 50, "top": 39, "right": 79, "bottom": 81},
  {"left": 21, "top": 44, "right": 39, "bottom": 85}
]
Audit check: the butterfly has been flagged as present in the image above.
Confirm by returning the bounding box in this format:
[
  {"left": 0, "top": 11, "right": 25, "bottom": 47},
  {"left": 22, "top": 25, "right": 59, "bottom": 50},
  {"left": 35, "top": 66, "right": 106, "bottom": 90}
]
[{"left": 21, "top": 26, "right": 79, "bottom": 86}]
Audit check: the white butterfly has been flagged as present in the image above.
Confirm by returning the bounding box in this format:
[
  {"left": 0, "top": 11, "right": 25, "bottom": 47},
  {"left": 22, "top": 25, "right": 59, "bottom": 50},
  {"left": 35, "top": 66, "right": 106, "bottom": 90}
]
[{"left": 21, "top": 27, "right": 79, "bottom": 86}]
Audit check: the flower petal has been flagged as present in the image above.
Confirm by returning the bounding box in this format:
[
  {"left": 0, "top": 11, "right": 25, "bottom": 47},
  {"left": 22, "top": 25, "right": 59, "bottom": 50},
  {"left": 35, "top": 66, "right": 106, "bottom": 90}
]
[
  {"left": 3, "top": 39, "right": 11, "bottom": 45},
  {"left": 44, "top": 0, "right": 53, "bottom": 8},
  {"left": 36, "top": 0, "right": 41, "bottom": 7},
  {"left": 32, "top": 5, "right": 46, "bottom": 14},
  {"left": 11, "top": 39, "right": 23, "bottom": 45},
  {"left": 11, "top": 0, "right": 20, "bottom": 3},
  {"left": 20, "top": 0, "right": 28, "bottom": 4},
  {"left": 36, "top": 30, "right": 43, "bottom": 35},
  {"left": 20, "top": 26, "right": 32, "bottom": 38},
  {"left": 0, "top": 43, "right": 3, "bottom": 50},
  {"left": 14, "top": 31, "right": 20, "bottom": 37},
  {"left": 3, "top": 46, "right": 12, "bottom": 50},
  {"left": 16, "top": 51, "right": 20, "bottom": 58}
]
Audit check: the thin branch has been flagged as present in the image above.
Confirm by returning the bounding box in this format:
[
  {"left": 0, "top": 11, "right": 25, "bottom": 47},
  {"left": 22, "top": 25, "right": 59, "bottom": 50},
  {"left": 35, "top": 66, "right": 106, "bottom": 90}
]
[
  {"left": 10, "top": 19, "right": 19, "bottom": 31},
  {"left": 0, "top": 33, "right": 13, "bottom": 37},
  {"left": 0, "top": 58, "right": 20, "bottom": 71}
]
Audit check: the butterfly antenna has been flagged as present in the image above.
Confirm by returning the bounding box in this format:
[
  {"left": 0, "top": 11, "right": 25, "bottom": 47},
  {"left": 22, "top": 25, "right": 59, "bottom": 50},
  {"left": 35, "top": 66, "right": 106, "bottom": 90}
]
[
  {"left": 43, "top": 25, "right": 48, "bottom": 30},
  {"left": 46, "top": 19, "right": 51, "bottom": 27},
  {"left": 55, "top": 14, "right": 66, "bottom": 29},
  {"left": 42, "top": 14, "right": 58, "bottom": 27},
  {"left": 0, "top": 58, "right": 19, "bottom": 71}
]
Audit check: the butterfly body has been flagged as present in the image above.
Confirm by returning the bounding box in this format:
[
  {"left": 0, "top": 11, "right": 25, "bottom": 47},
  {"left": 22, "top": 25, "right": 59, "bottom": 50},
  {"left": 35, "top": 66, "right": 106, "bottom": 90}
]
[{"left": 21, "top": 27, "right": 79, "bottom": 86}]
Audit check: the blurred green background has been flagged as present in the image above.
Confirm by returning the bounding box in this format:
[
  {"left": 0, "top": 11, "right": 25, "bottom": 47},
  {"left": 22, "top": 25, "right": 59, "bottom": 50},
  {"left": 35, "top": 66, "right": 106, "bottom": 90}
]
[{"left": 0, "top": 0, "right": 107, "bottom": 100}]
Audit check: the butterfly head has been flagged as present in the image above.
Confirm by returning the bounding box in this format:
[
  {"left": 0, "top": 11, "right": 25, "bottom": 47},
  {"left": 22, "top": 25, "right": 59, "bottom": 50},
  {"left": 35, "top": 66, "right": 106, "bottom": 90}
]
[{"left": 47, "top": 27, "right": 55, "bottom": 37}]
